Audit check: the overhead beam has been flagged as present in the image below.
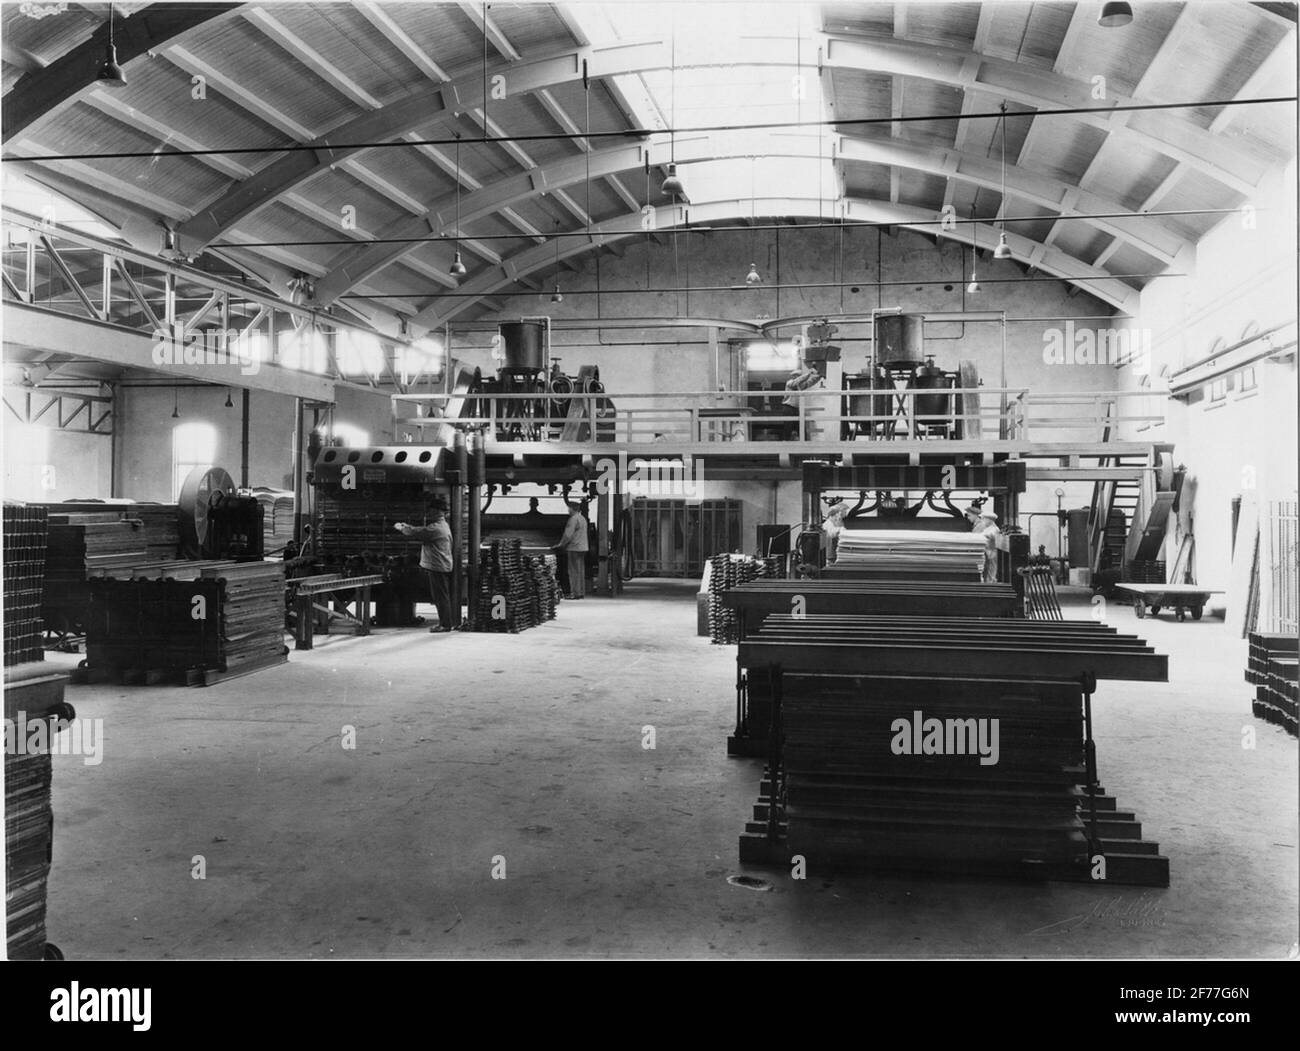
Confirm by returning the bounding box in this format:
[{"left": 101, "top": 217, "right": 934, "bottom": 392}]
[
  {"left": 149, "top": 28, "right": 1272, "bottom": 267},
  {"left": 242, "top": 7, "right": 383, "bottom": 110},
  {"left": 457, "top": 2, "right": 522, "bottom": 62},
  {"left": 822, "top": 33, "right": 1277, "bottom": 196},
  {"left": 354, "top": 1, "right": 451, "bottom": 81},
  {"left": 402, "top": 194, "right": 1137, "bottom": 331},
  {"left": 1, "top": 3, "right": 242, "bottom": 139},
  {"left": 314, "top": 128, "right": 1183, "bottom": 305},
  {"left": 1, "top": 303, "right": 337, "bottom": 401}
]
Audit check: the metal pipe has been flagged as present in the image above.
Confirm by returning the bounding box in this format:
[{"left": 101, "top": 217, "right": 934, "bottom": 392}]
[
  {"left": 466, "top": 430, "right": 484, "bottom": 626},
  {"left": 291, "top": 396, "right": 305, "bottom": 543},
  {"left": 449, "top": 429, "right": 468, "bottom": 628},
  {"left": 240, "top": 388, "right": 250, "bottom": 489}
]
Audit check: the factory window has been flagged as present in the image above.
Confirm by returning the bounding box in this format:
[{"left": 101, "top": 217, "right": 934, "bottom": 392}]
[
  {"left": 745, "top": 341, "right": 799, "bottom": 371},
  {"left": 173, "top": 422, "right": 217, "bottom": 500},
  {"left": 1238, "top": 366, "right": 1258, "bottom": 393},
  {"left": 399, "top": 339, "right": 443, "bottom": 383},
  {"left": 336, "top": 331, "right": 386, "bottom": 378},
  {"left": 1208, "top": 376, "right": 1230, "bottom": 403},
  {"left": 332, "top": 423, "right": 369, "bottom": 448}
]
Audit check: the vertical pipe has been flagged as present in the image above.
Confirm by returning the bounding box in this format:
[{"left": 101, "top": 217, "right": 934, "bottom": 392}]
[
  {"left": 109, "top": 381, "right": 121, "bottom": 498},
  {"left": 240, "top": 388, "right": 250, "bottom": 489},
  {"left": 999, "top": 310, "right": 1009, "bottom": 440},
  {"left": 450, "top": 429, "right": 467, "bottom": 628},
  {"left": 467, "top": 430, "right": 484, "bottom": 626},
  {"left": 292, "top": 397, "right": 305, "bottom": 542},
  {"left": 597, "top": 480, "right": 610, "bottom": 595}
]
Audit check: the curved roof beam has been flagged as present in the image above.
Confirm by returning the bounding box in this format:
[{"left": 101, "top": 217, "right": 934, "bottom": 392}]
[
  {"left": 313, "top": 127, "right": 1186, "bottom": 305},
  {"left": 822, "top": 34, "right": 1278, "bottom": 197},
  {"left": 174, "top": 40, "right": 673, "bottom": 249},
  {"left": 173, "top": 30, "right": 1270, "bottom": 252},
  {"left": 2, "top": 4, "right": 243, "bottom": 139},
  {"left": 404, "top": 195, "right": 1139, "bottom": 331}
]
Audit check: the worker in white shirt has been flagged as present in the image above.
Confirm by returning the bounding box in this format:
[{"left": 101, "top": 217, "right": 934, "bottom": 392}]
[
  {"left": 822, "top": 496, "right": 850, "bottom": 562},
  {"left": 974, "top": 508, "right": 1002, "bottom": 582},
  {"left": 558, "top": 500, "right": 590, "bottom": 599}
]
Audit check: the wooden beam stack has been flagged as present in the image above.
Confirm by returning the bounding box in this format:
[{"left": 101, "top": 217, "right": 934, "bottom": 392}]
[
  {"left": 831, "top": 529, "right": 987, "bottom": 581},
  {"left": 1248, "top": 631, "right": 1299, "bottom": 737},
  {"left": 737, "top": 613, "right": 1170, "bottom": 884},
  {"left": 81, "top": 561, "right": 286, "bottom": 685},
  {"left": 3, "top": 503, "right": 48, "bottom": 665}
]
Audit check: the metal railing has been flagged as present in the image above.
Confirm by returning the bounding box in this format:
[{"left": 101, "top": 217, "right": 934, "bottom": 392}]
[{"left": 397, "top": 387, "right": 1166, "bottom": 445}]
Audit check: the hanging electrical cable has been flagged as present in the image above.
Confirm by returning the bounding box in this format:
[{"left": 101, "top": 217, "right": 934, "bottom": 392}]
[
  {"left": 994, "top": 102, "right": 1013, "bottom": 260},
  {"left": 450, "top": 132, "right": 467, "bottom": 279},
  {"left": 9, "top": 96, "right": 1285, "bottom": 164},
  {"left": 661, "top": 15, "right": 685, "bottom": 199}
]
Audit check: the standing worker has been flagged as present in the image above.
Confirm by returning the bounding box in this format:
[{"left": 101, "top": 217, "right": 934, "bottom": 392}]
[
  {"left": 558, "top": 500, "right": 590, "bottom": 599},
  {"left": 395, "top": 497, "right": 455, "bottom": 632},
  {"left": 975, "top": 508, "right": 1002, "bottom": 582},
  {"left": 822, "top": 496, "right": 850, "bottom": 563}
]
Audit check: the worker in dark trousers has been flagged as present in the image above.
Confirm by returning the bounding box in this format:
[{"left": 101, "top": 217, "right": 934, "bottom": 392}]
[
  {"left": 395, "top": 497, "right": 455, "bottom": 631},
  {"left": 558, "top": 500, "right": 590, "bottom": 599}
]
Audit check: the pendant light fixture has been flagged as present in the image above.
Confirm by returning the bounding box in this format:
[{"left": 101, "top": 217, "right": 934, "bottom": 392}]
[
  {"left": 967, "top": 242, "right": 981, "bottom": 295},
  {"left": 171, "top": 388, "right": 180, "bottom": 419},
  {"left": 550, "top": 220, "right": 563, "bottom": 303},
  {"left": 993, "top": 102, "right": 1013, "bottom": 260},
  {"left": 1099, "top": 2, "right": 1134, "bottom": 28},
  {"left": 224, "top": 388, "right": 233, "bottom": 408},
  {"left": 661, "top": 25, "right": 685, "bottom": 199},
  {"left": 745, "top": 157, "right": 761, "bottom": 284},
  {"left": 97, "top": 3, "right": 127, "bottom": 89},
  {"left": 449, "top": 131, "right": 467, "bottom": 279}
]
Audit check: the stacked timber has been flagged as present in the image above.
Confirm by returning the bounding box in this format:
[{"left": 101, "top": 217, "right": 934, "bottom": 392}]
[
  {"left": 719, "top": 580, "right": 1019, "bottom": 636},
  {"left": 4, "top": 662, "right": 71, "bottom": 960},
  {"left": 81, "top": 560, "right": 286, "bottom": 685},
  {"left": 252, "top": 488, "right": 295, "bottom": 551},
  {"left": 831, "top": 529, "right": 986, "bottom": 581},
  {"left": 1125, "top": 559, "right": 1166, "bottom": 584},
  {"left": 39, "top": 504, "right": 179, "bottom": 635},
  {"left": 779, "top": 673, "right": 1086, "bottom": 869},
  {"left": 737, "top": 614, "right": 1170, "bottom": 883},
  {"left": 706, "top": 553, "right": 781, "bottom": 644},
  {"left": 525, "top": 553, "right": 561, "bottom": 623},
  {"left": 3, "top": 503, "right": 48, "bottom": 665},
  {"left": 1248, "top": 632, "right": 1299, "bottom": 737},
  {"left": 472, "top": 539, "right": 558, "bottom": 633}
]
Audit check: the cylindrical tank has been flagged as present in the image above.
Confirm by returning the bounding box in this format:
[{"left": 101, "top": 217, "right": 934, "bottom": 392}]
[
  {"left": 844, "top": 366, "right": 894, "bottom": 435},
  {"left": 497, "top": 320, "right": 548, "bottom": 374},
  {"left": 913, "top": 356, "right": 954, "bottom": 424},
  {"left": 870, "top": 364, "right": 894, "bottom": 423},
  {"left": 874, "top": 313, "right": 925, "bottom": 367},
  {"left": 843, "top": 373, "right": 873, "bottom": 433},
  {"left": 1066, "top": 508, "right": 1091, "bottom": 566}
]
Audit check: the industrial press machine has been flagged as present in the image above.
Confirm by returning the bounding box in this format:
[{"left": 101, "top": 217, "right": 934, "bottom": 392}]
[{"left": 465, "top": 319, "right": 615, "bottom": 443}]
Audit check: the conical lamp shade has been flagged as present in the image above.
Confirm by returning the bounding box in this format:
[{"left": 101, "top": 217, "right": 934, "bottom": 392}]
[
  {"left": 97, "top": 43, "right": 127, "bottom": 88},
  {"left": 661, "top": 163, "right": 685, "bottom": 197}
]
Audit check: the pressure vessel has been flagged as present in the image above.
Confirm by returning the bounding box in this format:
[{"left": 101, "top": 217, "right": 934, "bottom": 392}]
[
  {"left": 497, "top": 320, "right": 547, "bottom": 374},
  {"left": 874, "top": 313, "right": 925, "bottom": 368},
  {"left": 913, "top": 356, "right": 954, "bottom": 426}
]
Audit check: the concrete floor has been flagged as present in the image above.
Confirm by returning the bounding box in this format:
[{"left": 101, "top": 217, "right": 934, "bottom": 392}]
[{"left": 39, "top": 581, "right": 1298, "bottom": 959}]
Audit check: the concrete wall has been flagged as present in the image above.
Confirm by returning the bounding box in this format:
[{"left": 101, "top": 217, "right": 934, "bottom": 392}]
[
  {"left": 113, "top": 383, "right": 396, "bottom": 503},
  {"left": 1117, "top": 163, "right": 1298, "bottom": 594},
  {"left": 2, "top": 422, "right": 111, "bottom": 502}
]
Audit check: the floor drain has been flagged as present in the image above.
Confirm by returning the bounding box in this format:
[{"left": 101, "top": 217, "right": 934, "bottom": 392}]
[{"left": 727, "top": 874, "right": 772, "bottom": 891}]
